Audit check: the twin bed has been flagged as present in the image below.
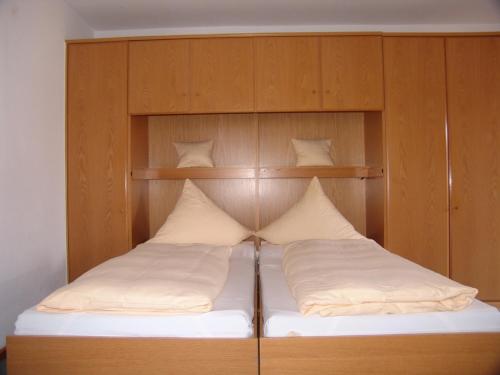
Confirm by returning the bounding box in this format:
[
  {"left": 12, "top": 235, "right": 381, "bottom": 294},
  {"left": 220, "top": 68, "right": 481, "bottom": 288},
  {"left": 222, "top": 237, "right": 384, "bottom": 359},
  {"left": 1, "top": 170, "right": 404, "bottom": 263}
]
[{"left": 8, "top": 178, "right": 500, "bottom": 374}]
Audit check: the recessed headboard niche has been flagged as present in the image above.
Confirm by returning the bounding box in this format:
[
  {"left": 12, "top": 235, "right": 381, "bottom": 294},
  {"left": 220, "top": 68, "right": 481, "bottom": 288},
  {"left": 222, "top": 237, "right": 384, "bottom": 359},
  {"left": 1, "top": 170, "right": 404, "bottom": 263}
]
[{"left": 129, "top": 111, "right": 384, "bottom": 247}]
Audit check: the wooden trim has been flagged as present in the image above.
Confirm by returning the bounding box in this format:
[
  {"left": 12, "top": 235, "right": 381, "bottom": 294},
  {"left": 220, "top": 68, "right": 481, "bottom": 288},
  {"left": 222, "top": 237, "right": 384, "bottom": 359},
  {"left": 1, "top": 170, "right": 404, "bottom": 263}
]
[
  {"left": 7, "top": 336, "right": 258, "bottom": 375},
  {"left": 133, "top": 167, "right": 257, "bottom": 179},
  {"left": 260, "top": 333, "right": 500, "bottom": 375},
  {"left": 132, "top": 166, "right": 383, "bottom": 180},
  {"left": 259, "top": 166, "right": 383, "bottom": 179},
  {"left": 66, "top": 31, "right": 500, "bottom": 45}
]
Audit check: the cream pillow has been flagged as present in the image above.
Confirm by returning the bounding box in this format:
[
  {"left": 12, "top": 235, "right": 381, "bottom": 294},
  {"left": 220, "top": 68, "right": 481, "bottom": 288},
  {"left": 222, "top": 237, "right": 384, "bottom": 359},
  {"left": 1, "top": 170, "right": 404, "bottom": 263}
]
[
  {"left": 148, "top": 179, "right": 252, "bottom": 245},
  {"left": 291, "top": 138, "right": 334, "bottom": 166},
  {"left": 174, "top": 140, "right": 214, "bottom": 168},
  {"left": 256, "top": 177, "right": 363, "bottom": 244}
]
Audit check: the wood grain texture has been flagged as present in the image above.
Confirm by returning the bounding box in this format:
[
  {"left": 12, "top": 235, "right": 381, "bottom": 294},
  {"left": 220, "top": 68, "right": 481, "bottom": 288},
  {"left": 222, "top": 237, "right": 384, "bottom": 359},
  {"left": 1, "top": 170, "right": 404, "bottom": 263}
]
[
  {"left": 7, "top": 336, "right": 258, "bottom": 375},
  {"left": 364, "top": 112, "right": 385, "bottom": 245},
  {"left": 255, "top": 37, "right": 321, "bottom": 111},
  {"left": 259, "top": 333, "right": 500, "bottom": 375},
  {"left": 446, "top": 37, "right": 500, "bottom": 299},
  {"left": 384, "top": 37, "right": 449, "bottom": 275},
  {"left": 149, "top": 179, "right": 256, "bottom": 236},
  {"left": 133, "top": 167, "right": 257, "bottom": 179},
  {"left": 129, "top": 39, "right": 190, "bottom": 114},
  {"left": 148, "top": 113, "right": 257, "bottom": 168},
  {"left": 190, "top": 38, "right": 254, "bottom": 113},
  {"left": 259, "top": 178, "right": 366, "bottom": 234},
  {"left": 67, "top": 42, "right": 129, "bottom": 281},
  {"left": 129, "top": 116, "right": 149, "bottom": 248},
  {"left": 321, "top": 36, "right": 384, "bottom": 110},
  {"left": 132, "top": 166, "right": 382, "bottom": 180},
  {"left": 258, "top": 112, "right": 366, "bottom": 167}
]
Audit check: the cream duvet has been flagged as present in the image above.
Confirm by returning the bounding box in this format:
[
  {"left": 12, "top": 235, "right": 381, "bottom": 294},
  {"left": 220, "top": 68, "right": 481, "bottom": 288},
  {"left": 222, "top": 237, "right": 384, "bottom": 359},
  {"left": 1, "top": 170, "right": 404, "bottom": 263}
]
[
  {"left": 283, "top": 239, "right": 477, "bottom": 316},
  {"left": 37, "top": 243, "right": 232, "bottom": 314}
]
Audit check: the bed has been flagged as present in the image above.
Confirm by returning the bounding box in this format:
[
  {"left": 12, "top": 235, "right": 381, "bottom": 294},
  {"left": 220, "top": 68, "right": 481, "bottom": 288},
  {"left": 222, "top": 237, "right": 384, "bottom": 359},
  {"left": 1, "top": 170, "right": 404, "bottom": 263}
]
[
  {"left": 259, "top": 242, "right": 500, "bottom": 375},
  {"left": 7, "top": 241, "right": 258, "bottom": 375}
]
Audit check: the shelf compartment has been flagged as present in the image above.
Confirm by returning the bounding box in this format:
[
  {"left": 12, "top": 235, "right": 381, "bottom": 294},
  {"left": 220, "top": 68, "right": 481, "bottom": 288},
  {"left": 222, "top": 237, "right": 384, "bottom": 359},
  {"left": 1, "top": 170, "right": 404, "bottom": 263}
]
[{"left": 132, "top": 166, "right": 383, "bottom": 180}]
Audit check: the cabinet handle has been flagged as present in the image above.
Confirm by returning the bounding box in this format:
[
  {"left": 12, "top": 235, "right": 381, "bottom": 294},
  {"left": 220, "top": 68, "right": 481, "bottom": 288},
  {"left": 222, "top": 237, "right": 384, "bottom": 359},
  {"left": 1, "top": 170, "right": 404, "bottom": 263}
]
[{"left": 312, "top": 90, "right": 317, "bottom": 94}]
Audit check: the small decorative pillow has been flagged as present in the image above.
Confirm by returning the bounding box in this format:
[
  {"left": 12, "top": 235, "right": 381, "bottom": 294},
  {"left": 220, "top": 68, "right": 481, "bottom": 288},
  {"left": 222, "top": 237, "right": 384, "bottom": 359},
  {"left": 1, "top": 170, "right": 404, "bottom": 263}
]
[
  {"left": 291, "top": 138, "right": 334, "bottom": 167},
  {"left": 256, "top": 177, "right": 363, "bottom": 244},
  {"left": 148, "top": 179, "right": 252, "bottom": 246},
  {"left": 174, "top": 140, "right": 214, "bottom": 168}
]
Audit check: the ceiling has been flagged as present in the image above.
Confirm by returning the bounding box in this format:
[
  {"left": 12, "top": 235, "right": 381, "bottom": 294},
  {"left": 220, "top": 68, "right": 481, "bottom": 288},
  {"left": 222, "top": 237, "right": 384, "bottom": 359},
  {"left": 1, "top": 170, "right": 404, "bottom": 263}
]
[{"left": 65, "top": 0, "right": 500, "bottom": 34}]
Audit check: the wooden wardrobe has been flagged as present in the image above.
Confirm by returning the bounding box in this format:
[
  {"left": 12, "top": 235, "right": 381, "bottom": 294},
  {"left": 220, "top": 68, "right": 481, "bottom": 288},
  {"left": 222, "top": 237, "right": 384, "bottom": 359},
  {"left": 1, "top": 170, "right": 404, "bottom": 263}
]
[{"left": 66, "top": 33, "right": 500, "bottom": 306}]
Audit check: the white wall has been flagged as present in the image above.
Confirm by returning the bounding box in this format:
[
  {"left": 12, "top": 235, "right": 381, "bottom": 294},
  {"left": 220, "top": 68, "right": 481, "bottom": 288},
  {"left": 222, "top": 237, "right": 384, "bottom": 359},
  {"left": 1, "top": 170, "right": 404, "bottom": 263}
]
[{"left": 0, "top": 0, "right": 93, "bottom": 348}]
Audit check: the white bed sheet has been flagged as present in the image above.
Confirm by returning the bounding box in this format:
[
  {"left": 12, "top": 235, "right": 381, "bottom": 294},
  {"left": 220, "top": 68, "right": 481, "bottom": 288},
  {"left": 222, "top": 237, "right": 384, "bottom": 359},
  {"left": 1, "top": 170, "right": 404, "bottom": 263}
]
[
  {"left": 15, "top": 242, "right": 255, "bottom": 338},
  {"left": 260, "top": 243, "right": 500, "bottom": 337}
]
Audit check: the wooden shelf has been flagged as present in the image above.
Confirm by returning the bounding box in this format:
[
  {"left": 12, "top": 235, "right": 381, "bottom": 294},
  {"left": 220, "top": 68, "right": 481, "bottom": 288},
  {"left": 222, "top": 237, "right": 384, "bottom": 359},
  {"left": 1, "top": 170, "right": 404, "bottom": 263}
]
[
  {"left": 132, "top": 166, "right": 383, "bottom": 180},
  {"left": 132, "top": 167, "right": 256, "bottom": 180},
  {"left": 259, "top": 166, "right": 383, "bottom": 179}
]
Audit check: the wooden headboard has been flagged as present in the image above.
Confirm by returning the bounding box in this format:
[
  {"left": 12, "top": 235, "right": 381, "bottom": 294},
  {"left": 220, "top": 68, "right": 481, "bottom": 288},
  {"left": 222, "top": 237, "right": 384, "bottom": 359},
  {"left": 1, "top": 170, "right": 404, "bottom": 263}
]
[{"left": 130, "top": 111, "right": 384, "bottom": 247}]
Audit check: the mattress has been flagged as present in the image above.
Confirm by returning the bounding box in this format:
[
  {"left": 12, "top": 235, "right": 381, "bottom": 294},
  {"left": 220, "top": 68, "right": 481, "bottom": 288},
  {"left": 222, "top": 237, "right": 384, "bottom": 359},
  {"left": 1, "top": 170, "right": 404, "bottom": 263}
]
[
  {"left": 260, "top": 243, "right": 500, "bottom": 337},
  {"left": 15, "top": 242, "right": 255, "bottom": 338}
]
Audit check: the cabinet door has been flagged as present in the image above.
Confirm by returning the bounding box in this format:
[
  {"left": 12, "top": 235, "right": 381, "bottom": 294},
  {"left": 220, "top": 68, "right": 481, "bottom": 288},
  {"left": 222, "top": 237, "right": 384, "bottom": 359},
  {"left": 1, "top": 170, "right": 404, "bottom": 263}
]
[
  {"left": 321, "top": 36, "right": 384, "bottom": 110},
  {"left": 191, "top": 38, "right": 254, "bottom": 113},
  {"left": 67, "top": 42, "right": 129, "bottom": 281},
  {"left": 255, "top": 37, "right": 321, "bottom": 111},
  {"left": 129, "top": 39, "right": 189, "bottom": 114},
  {"left": 446, "top": 37, "right": 500, "bottom": 300},
  {"left": 384, "top": 37, "right": 449, "bottom": 275}
]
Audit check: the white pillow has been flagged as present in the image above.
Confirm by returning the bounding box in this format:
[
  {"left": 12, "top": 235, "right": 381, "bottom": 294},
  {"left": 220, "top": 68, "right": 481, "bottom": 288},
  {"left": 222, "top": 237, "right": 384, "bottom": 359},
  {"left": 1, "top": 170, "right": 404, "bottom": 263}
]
[
  {"left": 256, "top": 177, "right": 363, "bottom": 244},
  {"left": 291, "top": 138, "right": 334, "bottom": 167},
  {"left": 148, "top": 179, "right": 252, "bottom": 245},
  {"left": 174, "top": 140, "right": 214, "bottom": 168}
]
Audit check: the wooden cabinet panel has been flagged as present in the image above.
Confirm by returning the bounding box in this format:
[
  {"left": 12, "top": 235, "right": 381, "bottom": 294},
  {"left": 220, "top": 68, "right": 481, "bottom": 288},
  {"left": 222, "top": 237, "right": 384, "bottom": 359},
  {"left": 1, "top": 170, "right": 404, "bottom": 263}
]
[
  {"left": 384, "top": 37, "right": 449, "bottom": 275},
  {"left": 191, "top": 38, "right": 254, "bottom": 113},
  {"left": 67, "top": 42, "right": 129, "bottom": 281},
  {"left": 129, "top": 39, "right": 189, "bottom": 114},
  {"left": 321, "top": 36, "right": 384, "bottom": 110},
  {"left": 255, "top": 37, "right": 321, "bottom": 111},
  {"left": 446, "top": 37, "right": 500, "bottom": 300}
]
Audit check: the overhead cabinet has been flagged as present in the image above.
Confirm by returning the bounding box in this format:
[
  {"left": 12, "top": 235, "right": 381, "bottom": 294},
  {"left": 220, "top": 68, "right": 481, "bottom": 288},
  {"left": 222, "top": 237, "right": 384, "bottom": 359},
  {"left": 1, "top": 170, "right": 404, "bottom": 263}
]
[
  {"left": 255, "top": 36, "right": 322, "bottom": 112},
  {"left": 129, "top": 38, "right": 254, "bottom": 114},
  {"left": 321, "top": 36, "right": 384, "bottom": 110},
  {"left": 129, "top": 39, "right": 190, "bottom": 114}
]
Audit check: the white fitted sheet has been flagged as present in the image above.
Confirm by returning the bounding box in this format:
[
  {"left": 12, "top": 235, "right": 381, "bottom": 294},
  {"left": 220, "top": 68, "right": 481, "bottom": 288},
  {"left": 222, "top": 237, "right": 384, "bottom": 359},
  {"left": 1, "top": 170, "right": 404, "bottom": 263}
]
[
  {"left": 260, "top": 243, "right": 500, "bottom": 337},
  {"left": 15, "top": 242, "right": 255, "bottom": 338}
]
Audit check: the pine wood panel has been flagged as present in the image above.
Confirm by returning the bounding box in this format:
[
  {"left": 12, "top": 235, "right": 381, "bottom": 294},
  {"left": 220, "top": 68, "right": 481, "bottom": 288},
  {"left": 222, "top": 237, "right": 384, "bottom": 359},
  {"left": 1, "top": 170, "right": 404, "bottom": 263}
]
[
  {"left": 364, "top": 112, "right": 385, "bottom": 245},
  {"left": 321, "top": 36, "right": 384, "bottom": 110},
  {"left": 148, "top": 114, "right": 257, "bottom": 168},
  {"left": 190, "top": 38, "right": 254, "bottom": 113},
  {"left": 446, "top": 37, "right": 500, "bottom": 300},
  {"left": 129, "top": 39, "right": 190, "bottom": 114},
  {"left": 258, "top": 112, "right": 366, "bottom": 167},
  {"left": 67, "top": 42, "right": 129, "bottom": 281},
  {"left": 384, "top": 37, "right": 449, "bottom": 275},
  {"left": 7, "top": 336, "right": 258, "bottom": 375},
  {"left": 149, "top": 180, "right": 256, "bottom": 237},
  {"left": 260, "top": 333, "right": 500, "bottom": 375},
  {"left": 255, "top": 37, "right": 321, "bottom": 111},
  {"left": 129, "top": 116, "right": 149, "bottom": 248}
]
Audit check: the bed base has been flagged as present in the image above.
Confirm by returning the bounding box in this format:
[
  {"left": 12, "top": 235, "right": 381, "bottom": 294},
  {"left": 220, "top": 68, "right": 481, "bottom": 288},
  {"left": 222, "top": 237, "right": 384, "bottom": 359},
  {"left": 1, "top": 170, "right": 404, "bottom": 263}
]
[
  {"left": 259, "top": 333, "right": 500, "bottom": 375},
  {"left": 7, "top": 336, "right": 258, "bottom": 375}
]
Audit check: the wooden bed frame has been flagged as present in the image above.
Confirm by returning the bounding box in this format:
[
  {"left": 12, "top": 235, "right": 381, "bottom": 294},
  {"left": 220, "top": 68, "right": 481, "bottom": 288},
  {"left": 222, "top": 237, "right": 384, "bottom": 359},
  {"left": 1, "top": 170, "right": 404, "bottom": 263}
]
[{"left": 259, "top": 333, "right": 500, "bottom": 375}]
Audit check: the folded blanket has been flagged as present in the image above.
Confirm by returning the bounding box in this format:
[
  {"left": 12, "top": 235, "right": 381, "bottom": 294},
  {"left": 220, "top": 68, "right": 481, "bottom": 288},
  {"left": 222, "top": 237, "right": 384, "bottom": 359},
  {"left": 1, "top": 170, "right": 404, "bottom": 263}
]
[
  {"left": 37, "top": 243, "right": 231, "bottom": 314},
  {"left": 283, "top": 239, "right": 477, "bottom": 316}
]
